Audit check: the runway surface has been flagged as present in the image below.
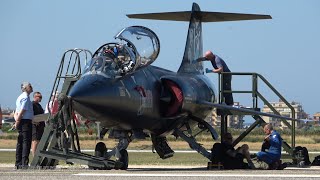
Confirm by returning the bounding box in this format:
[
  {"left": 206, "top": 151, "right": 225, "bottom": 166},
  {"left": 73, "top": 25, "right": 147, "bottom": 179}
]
[{"left": 1, "top": 164, "right": 320, "bottom": 180}]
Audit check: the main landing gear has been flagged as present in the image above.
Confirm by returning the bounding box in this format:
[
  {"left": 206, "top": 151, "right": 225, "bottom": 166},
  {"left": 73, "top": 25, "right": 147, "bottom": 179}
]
[{"left": 91, "top": 137, "right": 130, "bottom": 170}]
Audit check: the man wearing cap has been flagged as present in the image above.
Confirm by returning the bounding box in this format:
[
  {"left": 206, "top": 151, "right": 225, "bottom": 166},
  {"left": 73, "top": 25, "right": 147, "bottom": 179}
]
[
  {"left": 197, "top": 50, "right": 234, "bottom": 105},
  {"left": 14, "top": 82, "right": 34, "bottom": 169}
]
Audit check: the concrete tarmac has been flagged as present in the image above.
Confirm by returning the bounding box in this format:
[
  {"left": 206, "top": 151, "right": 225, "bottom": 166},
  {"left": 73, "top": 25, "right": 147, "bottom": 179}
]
[{"left": 1, "top": 164, "right": 320, "bottom": 180}]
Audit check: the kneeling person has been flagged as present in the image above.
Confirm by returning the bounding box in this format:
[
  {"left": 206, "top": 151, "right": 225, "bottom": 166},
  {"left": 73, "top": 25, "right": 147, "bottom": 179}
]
[{"left": 257, "top": 123, "right": 283, "bottom": 169}]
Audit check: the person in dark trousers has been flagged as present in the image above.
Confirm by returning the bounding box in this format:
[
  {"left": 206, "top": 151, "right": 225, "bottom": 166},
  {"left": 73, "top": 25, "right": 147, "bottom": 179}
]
[
  {"left": 221, "top": 132, "right": 255, "bottom": 169},
  {"left": 197, "top": 50, "right": 234, "bottom": 105},
  {"left": 14, "top": 82, "right": 34, "bottom": 169},
  {"left": 32, "top": 92, "right": 45, "bottom": 157},
  {"left": 257, "top": 123, "right": 283, "bottom": 169}
]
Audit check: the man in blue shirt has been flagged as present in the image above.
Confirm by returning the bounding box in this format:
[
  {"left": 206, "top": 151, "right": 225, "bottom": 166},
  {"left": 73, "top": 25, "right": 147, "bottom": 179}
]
[
  {"left": 257, "top": 123, "right": 282, "bottom": 169},
  {"left": 197, "top": 50, "right": 234, "bottom": 105},
  {"left": 14, "top": 82, "right": 34, "bottom": 169}
]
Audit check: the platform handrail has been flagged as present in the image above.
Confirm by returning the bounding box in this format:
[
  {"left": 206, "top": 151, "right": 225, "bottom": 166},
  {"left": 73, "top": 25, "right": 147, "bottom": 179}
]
[{"left": 218, "top": 72, "right": 296, "bottom": 149}]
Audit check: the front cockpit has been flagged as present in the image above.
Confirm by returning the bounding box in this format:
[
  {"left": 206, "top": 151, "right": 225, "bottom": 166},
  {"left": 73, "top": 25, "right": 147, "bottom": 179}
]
[
  {"left": 83, "top": 43, "right": 137, "bottom": 78},
  {"left": 83, "top": 26, "right": 160, "bottom": 78}
]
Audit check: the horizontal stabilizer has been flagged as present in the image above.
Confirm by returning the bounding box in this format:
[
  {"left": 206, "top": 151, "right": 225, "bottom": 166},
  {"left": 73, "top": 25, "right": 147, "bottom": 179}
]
[
  {"left": 127, "top": 11, "right": 271, "bottom": 22},
  {"left": 201, "top": 12, "right": 271, "bottom": 22},
  {"left": 198, "top": 100, "right": 313, "bottom": 122},
  {"left": 127, "top": 12, "right": 191, "bottom": 21}
]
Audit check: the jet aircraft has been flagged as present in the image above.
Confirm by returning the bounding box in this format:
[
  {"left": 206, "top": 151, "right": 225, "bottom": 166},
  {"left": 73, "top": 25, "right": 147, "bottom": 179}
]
[{"left": 32, "top": 3, "right": 303, "bottom": 170}]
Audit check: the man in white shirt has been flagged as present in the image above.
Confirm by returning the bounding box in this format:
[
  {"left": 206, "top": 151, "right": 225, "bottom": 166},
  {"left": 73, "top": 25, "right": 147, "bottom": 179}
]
[{"left": 14, "top": 82, "right": 34, "bottom": 169}]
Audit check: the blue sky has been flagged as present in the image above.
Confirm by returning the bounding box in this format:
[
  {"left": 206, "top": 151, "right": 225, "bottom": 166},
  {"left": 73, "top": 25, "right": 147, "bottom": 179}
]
[{"left": 1, "top": 0, "right": 319, "bottom": 117}]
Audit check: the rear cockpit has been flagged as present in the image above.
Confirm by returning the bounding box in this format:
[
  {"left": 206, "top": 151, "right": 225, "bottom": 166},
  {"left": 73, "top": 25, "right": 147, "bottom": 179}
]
[{"left": 83, "top": 26, "right": 160, "bottom": 78}]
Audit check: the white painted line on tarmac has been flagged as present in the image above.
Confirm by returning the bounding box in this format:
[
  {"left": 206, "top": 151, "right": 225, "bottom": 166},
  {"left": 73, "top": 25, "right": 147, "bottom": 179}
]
[
  {"left": 1, "top": 149, "right": 320, "bottom": 154},
  {"left": 74, "top": 173, "right": 320, "bottom": 178},
  {"left": 0, "top": 149, "right": 195, "bottom": 153},
  {"left": 0, "top": 149, "right": 196, "bottom": 153}
]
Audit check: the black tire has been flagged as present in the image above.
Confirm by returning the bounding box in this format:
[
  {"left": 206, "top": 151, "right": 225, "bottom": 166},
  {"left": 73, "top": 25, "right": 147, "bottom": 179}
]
[
  {"left": 39, "top": 157, "right": 58, "bottom": 169},
  {"left": 89, "top": 142, "right": 108, "bottom": 170},
  {"left": 95, "top": 142, "right": 107, "bottom": 157},
  {"left": 119, "top": 149, "right": 129, "bottom": 170}
]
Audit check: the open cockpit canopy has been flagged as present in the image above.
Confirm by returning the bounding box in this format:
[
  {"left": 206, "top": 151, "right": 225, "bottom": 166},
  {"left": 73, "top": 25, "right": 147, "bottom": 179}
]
[{"left": 83, "top": 26, "right": 160, "bottom": 78}]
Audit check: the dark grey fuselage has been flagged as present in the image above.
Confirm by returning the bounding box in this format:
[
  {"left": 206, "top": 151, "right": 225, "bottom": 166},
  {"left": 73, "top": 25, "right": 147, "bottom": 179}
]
[{"left": 69, "top": 65, "right": 215, "bottom": 135}]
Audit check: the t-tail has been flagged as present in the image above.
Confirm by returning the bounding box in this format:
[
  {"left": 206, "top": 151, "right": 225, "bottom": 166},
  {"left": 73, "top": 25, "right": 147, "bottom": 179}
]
[{"left": 127, "top": 2, "right": 271, "bottom": 74}]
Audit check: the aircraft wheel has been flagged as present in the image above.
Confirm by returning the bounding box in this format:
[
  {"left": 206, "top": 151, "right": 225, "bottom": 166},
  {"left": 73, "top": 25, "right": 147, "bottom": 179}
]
[
  {"left": 88, "top": 142, "right": 108, "bottom": 170},
  {"left": 119, "top": 149, "right": 129, "bottom": 170},
  {"left": 39, "top": 157, "right": 58, "bottom": 169},
  {"left": 95, "top": 142, "right": 108, "bottom": 157}
]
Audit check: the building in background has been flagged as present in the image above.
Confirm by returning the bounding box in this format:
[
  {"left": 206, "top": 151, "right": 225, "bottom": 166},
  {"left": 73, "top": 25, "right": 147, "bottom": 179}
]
[
  {"left": 313, "top": 112, "right": 320, "bottom": 126},
  {"left": 262, "top": 99, "right": 308, "bottom": 129},
  {"left": 1, "top": 108, "right": 14, "bottom": 120},
  {"left": 208, "top": 100, "right": 313, "bottom": 129},
  {"left": 208, "top": 102, "right": 246, "bottom": 129}
]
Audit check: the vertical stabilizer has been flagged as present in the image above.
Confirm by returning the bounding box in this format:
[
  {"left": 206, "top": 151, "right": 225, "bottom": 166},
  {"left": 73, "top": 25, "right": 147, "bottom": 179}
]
[
  {"left": 177, "top": 3, "right": 203, "bottom": 74},
  {"left": 127, "top": 3, "right": 272, "bottom": 74}
]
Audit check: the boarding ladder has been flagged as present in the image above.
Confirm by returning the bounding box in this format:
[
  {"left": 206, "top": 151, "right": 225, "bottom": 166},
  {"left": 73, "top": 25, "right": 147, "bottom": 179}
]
[
  {"left": 31, "top": 49, "right": 119, "bottom": 169},
  {"left": 48, "top": 48, "right": 92, "bottom": 102},
  {"left": 217, "top": 72, "right": 297, "bottom": 158}
]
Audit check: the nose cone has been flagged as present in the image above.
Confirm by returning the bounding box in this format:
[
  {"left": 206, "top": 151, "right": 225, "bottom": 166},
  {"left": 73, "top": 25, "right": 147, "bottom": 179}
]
[
  {"left": 69, "top": 75, "right": 111, "bottom": 99},
  {"left": 68, "top": 74, "right": 126, "bottom": 127},
  {"left": 68, "top": 75, "right": 113, "bottom": 118}
]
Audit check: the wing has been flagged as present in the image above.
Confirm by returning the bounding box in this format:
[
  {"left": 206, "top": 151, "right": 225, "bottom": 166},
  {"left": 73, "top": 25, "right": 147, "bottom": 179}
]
[{"left": 198, "top": 100, "right": 313, "bottom": 122}]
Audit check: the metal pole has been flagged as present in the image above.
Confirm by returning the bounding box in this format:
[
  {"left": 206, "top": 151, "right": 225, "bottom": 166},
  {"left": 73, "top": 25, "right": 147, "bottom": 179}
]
[{"left": 96, "top": 121, "right": 101, "bottom": 140}]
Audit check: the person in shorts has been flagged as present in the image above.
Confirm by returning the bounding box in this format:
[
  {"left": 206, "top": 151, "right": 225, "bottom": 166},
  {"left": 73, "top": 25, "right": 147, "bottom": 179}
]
[{"left": 32, "top": 92, "right": 45, "bottom": 156}]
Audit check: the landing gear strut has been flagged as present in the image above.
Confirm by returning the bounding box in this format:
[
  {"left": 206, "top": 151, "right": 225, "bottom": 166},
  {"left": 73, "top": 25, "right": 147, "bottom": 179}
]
[
  {"left": 92, "top": 133, "right": 131, "bottom": 170},
  {"left": 31, "top": 94, "right": 119, "bottom": 170},
  {"left": 175, "top": 115, "right": 218, "bottom": 160}
]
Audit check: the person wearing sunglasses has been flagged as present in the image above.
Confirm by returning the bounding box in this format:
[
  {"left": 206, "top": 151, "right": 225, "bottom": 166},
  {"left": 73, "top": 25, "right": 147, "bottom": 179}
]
[
  {"left": 31, "top": 92, "right": 45, "bottom": 157},
  {"left": 221, "top": 132, "right": 255, "bottom": 169}
]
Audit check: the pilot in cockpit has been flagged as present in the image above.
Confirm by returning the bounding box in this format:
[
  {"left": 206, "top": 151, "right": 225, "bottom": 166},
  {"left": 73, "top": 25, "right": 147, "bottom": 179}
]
[
  {"left": 98, "top": 44, "right": 135, "bottom": 76},
  {"left": 116, "top": 56, "right": 133, "bottom": 75},
  {"left": 116, "top": 45, "right": 135, "bottom": 76}
]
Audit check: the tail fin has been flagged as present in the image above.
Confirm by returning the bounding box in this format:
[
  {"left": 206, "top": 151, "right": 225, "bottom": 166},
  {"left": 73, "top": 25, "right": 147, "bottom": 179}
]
[{"left": 127, "top": 3, "right": 271, "bottom": 74}]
